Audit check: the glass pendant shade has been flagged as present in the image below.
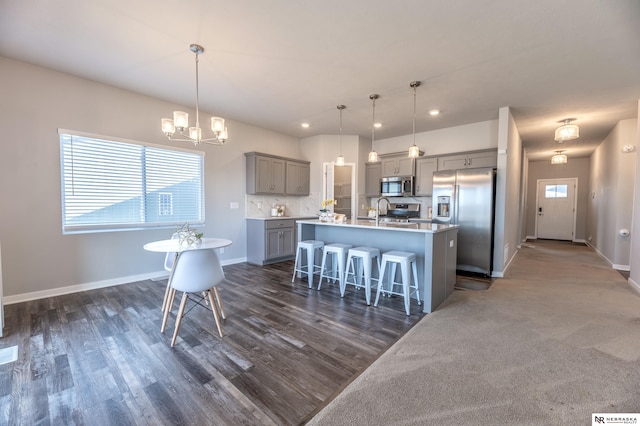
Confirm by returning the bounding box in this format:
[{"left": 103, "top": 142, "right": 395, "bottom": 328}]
[
  {"left": 368, "top": 150, "right": 379, "bottom": 162},
  {"left": 173, "top": 111, "right": 189, "bottom": 130},
  {"left": 189, "top": 127, "right": 201, "bottom": 141},
  {"left": 554, "top": 119, "right": 579, "bottom": 141},
  {"left": 408, "top": 144, "right": 420, "bottom": 158},
  {"left": 211, "top": 117, "right": 225, "bottom": 132},
  {"left": 551, "top": 151, "right": 567, "bottom": 164},
  {"left": 161, "top": 118, "right": 175, "bottom": 135},
  {"left": 336, "top": 155, "right": 345, "bottom": 166}
]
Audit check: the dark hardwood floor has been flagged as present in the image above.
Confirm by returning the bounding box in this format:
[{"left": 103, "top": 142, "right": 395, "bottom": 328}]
[{"left": 0, "top": 260, "right": 425, "bottom": 425}]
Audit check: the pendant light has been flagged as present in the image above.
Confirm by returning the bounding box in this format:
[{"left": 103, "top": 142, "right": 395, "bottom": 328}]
[
  {"left": 336, "top": 105, "right": 346, "bottom": 166},
  {"left": 551, "top": 150, "right": 567, "bottom": 165},
  {"left": 408, "top": 81, "right": 421, "bottom": 158},
  {"left": 554, "top": 118, "right": 579, "bottom": 142},
  {"left": 368, "top": 94, "right": 380, "bottom": 162}
]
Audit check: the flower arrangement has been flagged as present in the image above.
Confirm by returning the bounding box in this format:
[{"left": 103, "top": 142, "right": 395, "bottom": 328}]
[{"left": 320, "top": 199, "right": 337, "bottom": 213}]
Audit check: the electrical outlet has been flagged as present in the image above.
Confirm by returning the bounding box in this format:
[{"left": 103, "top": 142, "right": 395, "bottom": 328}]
[
  {"left": 219, "top": 247, "right": 224, "bottom": 254},
  {"left": 230, "top": 202, "right": 239, "bottom": 209},
  {"left": 449, "top": 240, "right": 454, "bottom": 248}
]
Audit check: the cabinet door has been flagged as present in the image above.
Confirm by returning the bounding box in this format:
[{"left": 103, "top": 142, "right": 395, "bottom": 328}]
[
  {"left": 280, "top": 228, "right": 295, "bottom": 257},
  {"left": 255, "top": 156, "right": 273, "bottom": 193},
  {"left": 466, "top": 150, "right": 497, "bottom": 169},
  {"left": 415, "top": 157, "right": 437, "bottom": 196},
  {"left": 365, "top": 163, "right": 382, "bottom": 196},
  {"left": 437, "top": 154, "right": 468, "bottom": 171},
  {"left": 396, "top": 157, "right": 414, "bottom": 175},
  {"left": 265, "top": 229, "right": 282, "bottom": 259},
  {"left": 271, "top": 158, "right": 286, "bottom": 193},
  {"left": 381, "top": 158, "right": 398, "bottom": 176},
  {"left": 286, "top": 161, "right": 310, "bottom": 195}
]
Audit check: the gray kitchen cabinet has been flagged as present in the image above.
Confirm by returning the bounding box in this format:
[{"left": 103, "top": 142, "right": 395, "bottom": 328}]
[
  {"left": 285, "top": 160, "right": 310, "bottom": 195},
  {"left": 381, "top": 154, "right": 414, "bottom": 176},
  {"left": 247, "top": 218, "right": 296, "bottom": 265},
  {"left": 365, "top": 162, "right": 382, "bottom": 197},
  {"left": 437, "top": 149, "right": 497, "bottom": 171},
  {"left": 246, "top": 153, "right": 285, "bottom": 194},
  {"left": 414, "top": 156, "right": 438, "bottom": 196}
]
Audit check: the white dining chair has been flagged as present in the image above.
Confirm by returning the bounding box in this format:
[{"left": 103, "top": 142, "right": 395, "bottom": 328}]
[{"left": 161, "top": 248, "right": 226, "bottom": 346}]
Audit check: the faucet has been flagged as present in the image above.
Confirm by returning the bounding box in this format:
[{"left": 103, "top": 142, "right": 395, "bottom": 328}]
[{"left": 375, "top": 197, "right": 391, "bottom": 226}]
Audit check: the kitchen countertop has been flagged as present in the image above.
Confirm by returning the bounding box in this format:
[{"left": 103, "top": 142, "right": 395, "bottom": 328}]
[{"left": 296, "top": 218, "right": 457, "bottom": 234}]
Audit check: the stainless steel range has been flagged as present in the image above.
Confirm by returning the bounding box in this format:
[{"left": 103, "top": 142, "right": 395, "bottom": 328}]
[{"left": 383, "top": 203, "right": 420, "bottom": 222}]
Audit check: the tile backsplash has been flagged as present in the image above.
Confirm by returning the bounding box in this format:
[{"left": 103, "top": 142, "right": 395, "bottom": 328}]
[{"left": 246, "top": 193, "right": 322, "bottom": 218}]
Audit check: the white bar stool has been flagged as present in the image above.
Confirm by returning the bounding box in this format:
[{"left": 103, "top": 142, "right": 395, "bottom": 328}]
[
  {"left": 318, "top": 243, "right": 353, "bottom": 290},
  {"left": 291, "top": 240, "right": 324, "bottom": 288},
  {"left": 375, "top": 251, "right": 421, "bottom": 315},
  {"left": 342, "top": 247, "right": 381, "bottom": 305}
]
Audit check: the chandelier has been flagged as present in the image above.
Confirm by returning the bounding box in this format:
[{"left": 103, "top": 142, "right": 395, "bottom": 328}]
[
  {"left": 161, "top": 44, "right": 228, "bottom": 145},
  {"left": 408, "top": 81, "right": 421, "bottom": 158},
  {"left": 554, "top": 118, "right": 579, "bottom": 142},
  {"left": 551, "top": 150, "right": 567, "bottom": 165}
]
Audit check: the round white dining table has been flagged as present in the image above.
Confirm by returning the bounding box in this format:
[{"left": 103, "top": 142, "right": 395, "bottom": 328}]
[{"left": 143, "top": 237, "right": 232, "bottom": 253}]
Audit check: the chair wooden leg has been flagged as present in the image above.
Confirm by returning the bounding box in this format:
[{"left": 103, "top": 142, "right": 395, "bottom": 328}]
[
  {"left": 171, "top": 292, "right": 189, "bottom": 347},
  {"left": 207, "top": 290, "right": 224, "bottom": 337},
  {"left": 161, "top": 287, "right": 177, "bottom": 333},
  {"left": 212, "top": 286, "right": 226, "bottom": 319},
  {"left": 161, "top": 281, "right": 171, "bottom": 312}
]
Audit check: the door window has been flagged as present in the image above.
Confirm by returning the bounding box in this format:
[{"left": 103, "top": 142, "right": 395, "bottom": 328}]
[{"left": 545, "top": 184, "right": 568, "bottom": 198}]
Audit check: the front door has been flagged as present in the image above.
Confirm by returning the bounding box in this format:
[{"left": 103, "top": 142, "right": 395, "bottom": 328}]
[{"left": 536, "top": 178, "right": 577, "bottom": 240}]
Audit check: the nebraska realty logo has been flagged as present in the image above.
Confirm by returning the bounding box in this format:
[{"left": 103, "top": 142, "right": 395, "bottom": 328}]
[{"left": 593, "top": 413, "right": 639, "bottom": 425}]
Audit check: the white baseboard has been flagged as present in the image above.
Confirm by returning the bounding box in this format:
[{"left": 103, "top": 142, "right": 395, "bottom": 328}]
[
  {"left": 3, "top": 256, "right": 248, "bottom": 305},
  {"left": 629, "top": 277, "right": 640, "bottom": 295}
]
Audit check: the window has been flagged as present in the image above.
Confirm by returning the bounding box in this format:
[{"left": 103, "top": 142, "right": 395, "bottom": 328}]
[
  {"left": 60, "top": 130, "right": 204, "bottom": 234},
  {"left": 545, "top": 184, "right": 568, "bottom": 198}
]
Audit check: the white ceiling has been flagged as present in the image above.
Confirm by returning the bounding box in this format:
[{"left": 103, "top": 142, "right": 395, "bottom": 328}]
[{"left": 1, "top": 0, "right": 639, "bottom": 160}]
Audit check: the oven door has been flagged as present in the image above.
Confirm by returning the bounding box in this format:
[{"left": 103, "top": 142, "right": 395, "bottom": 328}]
[{"left": 380, "top": 177, "right": 403, "bottom": 196}]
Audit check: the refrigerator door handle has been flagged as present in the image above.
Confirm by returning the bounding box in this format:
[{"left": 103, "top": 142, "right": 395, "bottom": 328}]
[{"left": 453, "top": 184, "right": 460, "bottom": 224}]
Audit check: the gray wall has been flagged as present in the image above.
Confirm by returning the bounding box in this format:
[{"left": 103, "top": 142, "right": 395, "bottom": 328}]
[
  {"left": 587, "top": 118, "right": 637, "bottom": 268},
  {"left": 629, "top": 101, "right": 640, "bottom": 289},
  {"left": 526, "top": 157, "right": 591, "bottom": 241},
  {"left": 0, "top": 56, "right": 300, "bottom": 299}
]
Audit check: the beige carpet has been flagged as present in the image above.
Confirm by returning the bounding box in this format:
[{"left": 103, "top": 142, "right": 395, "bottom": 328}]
[{"left": 308, "top": 240, "right": 640, "bottom": 425}]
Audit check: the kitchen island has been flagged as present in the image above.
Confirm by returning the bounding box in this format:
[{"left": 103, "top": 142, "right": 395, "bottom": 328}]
[{"left": 296, "top": 219, "right": 459, "bottom": 313}]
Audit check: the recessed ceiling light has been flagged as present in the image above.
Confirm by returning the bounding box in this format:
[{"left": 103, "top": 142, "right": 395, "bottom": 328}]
[
  {"left": 429, "top": 109, "right": 440, "bottom": 116},
  {"left": 374, "top": 122, "right": 382, "bottom": 128},
  {"left": 301, "top": 122, "right": 310, "bottom": 128}
]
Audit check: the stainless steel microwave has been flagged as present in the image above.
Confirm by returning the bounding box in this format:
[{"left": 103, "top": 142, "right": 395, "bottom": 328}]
[{"left": 380, "top": 176, "right": 414, "bottom": 197}]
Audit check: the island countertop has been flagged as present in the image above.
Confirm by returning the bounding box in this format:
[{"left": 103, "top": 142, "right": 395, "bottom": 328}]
[{"left": 296, "top": 218, "right": 458, "bottom": 234}]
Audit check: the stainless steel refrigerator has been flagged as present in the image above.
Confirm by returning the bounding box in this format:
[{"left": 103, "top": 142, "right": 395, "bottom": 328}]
[{"left": 432, "top": 167, "right": 496, "bottom": 276}]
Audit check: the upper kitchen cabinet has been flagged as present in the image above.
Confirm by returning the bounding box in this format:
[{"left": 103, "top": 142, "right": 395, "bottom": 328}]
[
  {"left": 245, "top": 152, "right": 310, "bottom": 195},
  {"left": 381, "top": 153, "right": 414, "bottom": 176},
  {"left": 365, "top": 162, "right": 382, "bottom": 197},
  {"left": 437, "top": 149, "right": 497, "bottom": 171},
  {"left": 245, "top": 152, "right": 285, "bottom": 194},
  {"left": 414, "top": 156, "right": 438, "bottom": 196},
  {"left": 285, "top": 160, "right": 310, "bottom": 195}
]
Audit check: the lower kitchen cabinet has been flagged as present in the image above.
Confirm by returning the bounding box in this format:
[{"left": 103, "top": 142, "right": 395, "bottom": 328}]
[{"left": 247, "top": 218, "right": 296, "bottom": 265}]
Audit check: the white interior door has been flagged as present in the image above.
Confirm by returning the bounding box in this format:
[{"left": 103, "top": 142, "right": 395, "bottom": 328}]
[
  {"left": 323, "top": 162, "right": 357, "bottom": 217},
  {"left": 536, "top": 178, "right": 577, "bottom": 241}
]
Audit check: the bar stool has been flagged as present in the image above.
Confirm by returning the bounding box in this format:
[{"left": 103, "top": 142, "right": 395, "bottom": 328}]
[
  {"left": 375, "top": 251, "right": 421, "bottom": 315},
  {"left": 318, "top": 243, "right": 353, "bottom": 290},
  {"left": 342, "top": 247, "right": 381, "bottom": 305},
  {"left": 291, "top": 240, "right": 324, "bottom": 288}
]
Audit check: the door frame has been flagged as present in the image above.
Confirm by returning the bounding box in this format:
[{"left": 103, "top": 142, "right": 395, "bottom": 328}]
[
  {"left": 323, "top": 162, "right": 357, "bottom": 217},
  {"left": 534, "top": 177, "right": 578, "bottom": 241}
]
